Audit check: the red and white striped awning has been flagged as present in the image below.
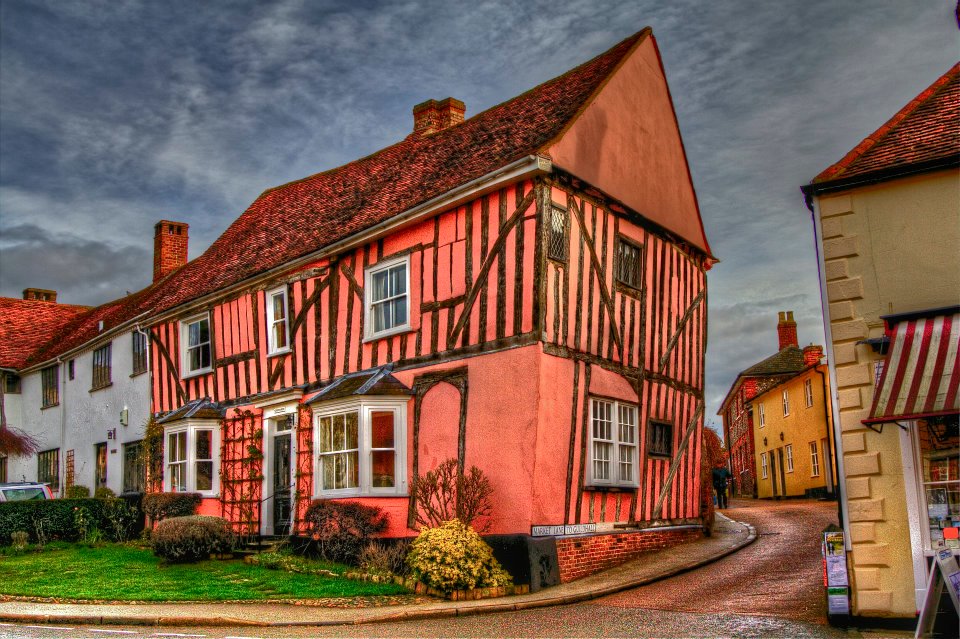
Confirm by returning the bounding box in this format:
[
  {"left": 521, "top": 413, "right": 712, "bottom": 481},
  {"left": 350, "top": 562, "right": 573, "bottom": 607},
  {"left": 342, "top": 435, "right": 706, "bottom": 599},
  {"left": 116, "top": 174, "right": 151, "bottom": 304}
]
[{"left": 865, "top": 312, "right": 960, "bottom": 424}]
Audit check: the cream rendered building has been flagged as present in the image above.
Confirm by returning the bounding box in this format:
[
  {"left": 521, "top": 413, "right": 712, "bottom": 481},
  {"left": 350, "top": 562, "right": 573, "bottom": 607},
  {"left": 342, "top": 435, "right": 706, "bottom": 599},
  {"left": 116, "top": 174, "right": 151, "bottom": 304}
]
[{"left": 803, "top": 63, "right": 959, "bottom": 621}]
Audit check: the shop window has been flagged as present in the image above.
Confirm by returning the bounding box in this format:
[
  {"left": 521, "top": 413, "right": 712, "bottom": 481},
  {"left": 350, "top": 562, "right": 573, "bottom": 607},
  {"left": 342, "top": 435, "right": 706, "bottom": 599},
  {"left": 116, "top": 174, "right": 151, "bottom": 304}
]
[
  {"left": 916, "top": 417, "right": 959, "bottom": 551},
  {"left": 588, "top": 398, "right": 638, "bottom": 487},
  {"left": 313, "top": 399, "right": 407, "bottom": 496}
]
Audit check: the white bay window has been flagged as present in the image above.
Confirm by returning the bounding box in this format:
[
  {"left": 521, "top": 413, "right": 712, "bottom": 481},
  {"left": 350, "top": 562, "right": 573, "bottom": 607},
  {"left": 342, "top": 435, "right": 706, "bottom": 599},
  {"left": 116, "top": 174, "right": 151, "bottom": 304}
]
[
  {"left": 163, "top": 422, "right": 220, "bottom": 496},
  {"left": 313, "top": 398, "right": 406, "bottom": 496}
]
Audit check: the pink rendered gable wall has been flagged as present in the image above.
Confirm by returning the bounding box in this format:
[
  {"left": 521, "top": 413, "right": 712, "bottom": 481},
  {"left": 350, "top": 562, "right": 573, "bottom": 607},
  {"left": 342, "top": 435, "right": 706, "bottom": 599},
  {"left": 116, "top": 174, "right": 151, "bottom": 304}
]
[{"left": 546, "top": 36, "right": 710, "bottom": 254}]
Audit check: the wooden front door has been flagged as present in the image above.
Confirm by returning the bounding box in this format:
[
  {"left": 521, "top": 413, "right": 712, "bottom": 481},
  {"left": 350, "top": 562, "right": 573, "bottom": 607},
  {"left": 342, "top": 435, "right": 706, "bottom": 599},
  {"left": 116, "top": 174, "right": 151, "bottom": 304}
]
[{"left": 272, "top": 432, "right": 292, "bottom": 536}]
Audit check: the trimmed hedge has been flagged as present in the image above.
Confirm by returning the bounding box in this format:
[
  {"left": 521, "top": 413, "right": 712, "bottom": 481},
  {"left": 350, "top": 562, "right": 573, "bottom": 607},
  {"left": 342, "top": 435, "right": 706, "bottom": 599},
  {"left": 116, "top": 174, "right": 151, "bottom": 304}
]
[
  {"left": 142, "top": 492, "right": 201, "bottom": 522},
  {"left": 0, "top": 498, "right": 107, "bottom": 544},
  {"left": 152, "top": 515, "right": 234, "bottom": 563}
]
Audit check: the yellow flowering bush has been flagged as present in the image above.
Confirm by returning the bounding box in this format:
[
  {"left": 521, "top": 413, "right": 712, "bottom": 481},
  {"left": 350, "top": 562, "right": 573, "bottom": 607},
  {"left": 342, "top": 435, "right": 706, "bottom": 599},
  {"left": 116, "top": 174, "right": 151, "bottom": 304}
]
[{"left": 406, "top": 519, "right": 512, "bottom": 592}]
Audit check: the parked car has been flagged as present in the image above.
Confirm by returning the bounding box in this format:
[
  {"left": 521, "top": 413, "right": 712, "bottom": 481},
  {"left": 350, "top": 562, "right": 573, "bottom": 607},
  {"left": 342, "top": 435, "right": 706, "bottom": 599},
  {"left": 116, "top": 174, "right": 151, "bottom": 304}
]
[{"left": 0, "top": 482, "right": 54, "bottom": 502}]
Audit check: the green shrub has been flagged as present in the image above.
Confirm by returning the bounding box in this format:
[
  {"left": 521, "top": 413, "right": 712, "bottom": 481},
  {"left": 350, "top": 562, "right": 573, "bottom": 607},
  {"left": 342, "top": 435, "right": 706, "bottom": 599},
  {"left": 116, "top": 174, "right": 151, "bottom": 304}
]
[
  {"left": 142, "top": 492, "right": 201, "bottom": 522},
  {"left": 406, "top": 519, "right": 512, "bottom": 593},
  {"left": 0, "top": 499, "right": 109, "bottom": 545},
  {"left": 151, "top": 515, "right": 234, "bottom": 563},
  {"left": 303, "top": 500, "right": 387, "bottom": 565},
  {"left": 10, "top": 531, "right": 29, "bottom": 553},
  {"left": 101, "top": 498, "right": 138, "bottom": 542},
  {"left": 94, "top": 486, "right": 116, "bottom": 499},
  {"left": 65, "top": 485, "right": 91, "bottom": 499}
]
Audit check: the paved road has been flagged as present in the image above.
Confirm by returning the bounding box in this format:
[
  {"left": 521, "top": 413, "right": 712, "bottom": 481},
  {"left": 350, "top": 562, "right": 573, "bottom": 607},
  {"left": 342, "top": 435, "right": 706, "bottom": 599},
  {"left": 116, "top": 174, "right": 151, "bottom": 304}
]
[{"left": 1, "top": 499, "right": 854, "bottom": 638}]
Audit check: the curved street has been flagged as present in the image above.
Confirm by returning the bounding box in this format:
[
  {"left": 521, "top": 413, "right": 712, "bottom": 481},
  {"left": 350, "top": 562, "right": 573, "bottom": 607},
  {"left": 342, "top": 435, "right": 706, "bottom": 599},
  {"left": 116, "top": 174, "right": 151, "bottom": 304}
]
[{"left": 0, "top": 499, "right": 859, "bottom": 638}]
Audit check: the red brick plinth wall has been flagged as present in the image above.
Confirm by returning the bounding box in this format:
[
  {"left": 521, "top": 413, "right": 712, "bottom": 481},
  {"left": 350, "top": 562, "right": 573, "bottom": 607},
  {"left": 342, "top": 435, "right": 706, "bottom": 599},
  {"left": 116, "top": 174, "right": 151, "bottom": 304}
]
[{"left": 556, "top": 526, "right": 702, "bottom": 583}]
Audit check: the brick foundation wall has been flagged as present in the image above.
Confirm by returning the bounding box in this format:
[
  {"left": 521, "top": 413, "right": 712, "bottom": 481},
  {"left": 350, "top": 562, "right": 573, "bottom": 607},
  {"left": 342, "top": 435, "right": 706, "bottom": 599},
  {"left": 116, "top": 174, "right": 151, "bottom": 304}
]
[{"left": 555, "top": 526, "right": 702, "bottom": 583}]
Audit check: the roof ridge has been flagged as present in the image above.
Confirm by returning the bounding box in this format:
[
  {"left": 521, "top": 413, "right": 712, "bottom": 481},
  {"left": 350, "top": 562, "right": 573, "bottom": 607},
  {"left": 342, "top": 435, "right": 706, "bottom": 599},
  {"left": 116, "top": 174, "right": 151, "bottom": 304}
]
[{"left": 814, "top": 61, "right": 960, "bottom": 183}]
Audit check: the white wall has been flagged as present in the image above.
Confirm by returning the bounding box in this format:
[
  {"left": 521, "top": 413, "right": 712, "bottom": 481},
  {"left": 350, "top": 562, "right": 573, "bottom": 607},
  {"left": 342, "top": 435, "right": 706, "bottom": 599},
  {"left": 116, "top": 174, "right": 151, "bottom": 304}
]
[{"left": 10, "top": 330, "right": 151, "bottom": 495}]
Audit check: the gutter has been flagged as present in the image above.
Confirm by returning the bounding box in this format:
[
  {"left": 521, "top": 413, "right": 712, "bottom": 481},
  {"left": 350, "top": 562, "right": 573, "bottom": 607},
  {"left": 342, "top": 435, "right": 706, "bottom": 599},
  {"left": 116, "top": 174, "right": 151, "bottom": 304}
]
[{"left": 810, "top": 195, "right": 852, "bottom": 548}]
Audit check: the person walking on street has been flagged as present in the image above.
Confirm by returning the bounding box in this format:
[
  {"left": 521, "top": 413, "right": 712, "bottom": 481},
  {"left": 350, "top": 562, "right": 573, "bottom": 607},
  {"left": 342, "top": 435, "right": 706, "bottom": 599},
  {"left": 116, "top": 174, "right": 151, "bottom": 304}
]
[{"left": 712, "top": 464, "right": 732, "bottom": 509}]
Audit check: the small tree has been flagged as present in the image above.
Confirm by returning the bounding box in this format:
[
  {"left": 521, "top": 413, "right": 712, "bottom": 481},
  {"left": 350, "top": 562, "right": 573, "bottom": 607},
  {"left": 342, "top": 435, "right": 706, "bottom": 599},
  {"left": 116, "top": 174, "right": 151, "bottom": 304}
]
[{"left": 413, "top": 458, "right": 493, "bottom": 532}]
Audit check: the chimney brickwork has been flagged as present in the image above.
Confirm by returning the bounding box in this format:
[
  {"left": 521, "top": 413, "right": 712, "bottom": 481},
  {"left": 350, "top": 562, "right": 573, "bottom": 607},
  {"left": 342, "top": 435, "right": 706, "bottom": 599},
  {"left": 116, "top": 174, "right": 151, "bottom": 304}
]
[
  {"left": 412, "top": 97, "right": 465, "bottom": 136},
  {"left": 22, "top": 288, "right": 57, "bottom": 302},
  {"left": 153, "top": 220, "right": 189, "bottom": 282},
  {"left": 803, "top": 344, "right": 825, "bottom": 366},
  {"left": 777, "top": 310, "right": 798, "bottom": 350}
]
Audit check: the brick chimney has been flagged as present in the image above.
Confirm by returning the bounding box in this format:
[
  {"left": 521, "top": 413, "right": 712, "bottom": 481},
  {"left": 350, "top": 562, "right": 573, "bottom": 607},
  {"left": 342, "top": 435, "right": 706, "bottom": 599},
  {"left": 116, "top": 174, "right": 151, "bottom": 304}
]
[
  {"left": 803, "top": 344, "right": 824, "bottom": 366},
  {"left": 412, "top": 98, "right": 465, "bottom": 136},
  {"left": 153, "top": 220, "right": 189, "bottom": 282},
  {"left": 777, "top": 311, "right": 798, "bottom": 350},
  {"left": 23, "top": 288, "right": 57, "bottom": 302}
]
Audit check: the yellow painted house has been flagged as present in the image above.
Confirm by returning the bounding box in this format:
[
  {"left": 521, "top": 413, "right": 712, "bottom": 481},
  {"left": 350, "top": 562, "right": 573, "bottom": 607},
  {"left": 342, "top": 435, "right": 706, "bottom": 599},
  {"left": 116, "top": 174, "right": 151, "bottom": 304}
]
[
  {"left": 750, "top": 361, "right": 834, "bottom": 499},
  {"left": 803, "top": 63, "right": 959, "bottom": 623}
]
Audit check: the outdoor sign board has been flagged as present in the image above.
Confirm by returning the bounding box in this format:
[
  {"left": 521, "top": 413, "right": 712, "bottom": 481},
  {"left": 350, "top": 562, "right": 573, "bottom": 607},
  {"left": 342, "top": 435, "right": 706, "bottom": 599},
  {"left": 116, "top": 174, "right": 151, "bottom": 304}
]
[
  {"left": 822, "top": 531, "right": 850, "bottom": 616},
  {"left": 531, "top": 523, "right": 597, "bottom": 537}
]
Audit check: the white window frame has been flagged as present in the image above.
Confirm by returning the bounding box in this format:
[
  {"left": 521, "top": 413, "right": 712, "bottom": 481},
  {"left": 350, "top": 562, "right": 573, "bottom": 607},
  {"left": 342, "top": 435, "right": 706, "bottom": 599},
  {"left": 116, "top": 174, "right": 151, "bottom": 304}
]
[
  {"left": 162, "top": 421, "right": 220, "bottom": 497},
  {"left": 804, "top": 378, "right": 814, "bottom": 408},
  {"left": 757, "top": 403, "right": 765, "bottom": 428},
  {"left": 782, "top": 389, "right": 790, "bottom": 417},
  {"left": 364, "top": 255, "right": 411, "bottom": 341},
  {"left": 180, "top": 313, "right": 212, "bottom": 377},
  {"left": 761, "top": 452, "right": 769, "bottom": 479},
  {"left": 810, "top": 441, "right": 820, "bottom": 477},
  {"left": 312, "top": 396, "right": 408, "bottom": 498},
  {"left": 785, "top": 444, "right": 794, "bottom": 473},
  {"left": 266, "top": 286, "right": 291, "bottom": 356},
  {"left": 587, "top": 397, "right": 639, "bottom": 488}
]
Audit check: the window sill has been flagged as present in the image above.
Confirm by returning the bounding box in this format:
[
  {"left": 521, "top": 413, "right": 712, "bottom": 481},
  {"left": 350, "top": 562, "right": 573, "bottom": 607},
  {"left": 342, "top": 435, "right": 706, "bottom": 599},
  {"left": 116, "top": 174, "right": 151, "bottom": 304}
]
[
  {"left": 182, "top": 367, "right": 213, "bottom": 380},
  {"left": 130, "top": 370, "right": 147, "bottom": 379},
  {"left": 313, "top": 491, "right": 408, "bottom": 500},
  {"left": 90, "top": 383, "right": 113, "bottom": 393},
  {"left": 647, "top": 454, "right": 672, "bottom": 461},
  {"left": 267, "top": 348, "right": 291, "bottom": 359},
  {"left": 614, "top": 281, "right": 643, "bottom": 299},
  {"left": 40, "top": 403, "right": 60, "bottom": 411},
  {"left": 584, "top": 485, "right": 638, "bottom": 492},
  {"left": 363, "top": 324, "right": 414, "bottom": 343}
]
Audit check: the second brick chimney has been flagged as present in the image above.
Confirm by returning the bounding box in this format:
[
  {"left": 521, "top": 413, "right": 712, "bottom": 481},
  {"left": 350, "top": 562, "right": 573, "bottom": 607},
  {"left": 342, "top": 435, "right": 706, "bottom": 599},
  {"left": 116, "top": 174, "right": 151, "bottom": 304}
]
[
  {"left": 803, "top": 344, "right": 824, "bottom": 366},
  {"left": 412, "top": 98, "right": 465, "bottom": 136},
  {"left": 23, "top": 288, "right": 57, "bottom": 302},
  {"left": 153, "top": 220, "right": 189, "bottom": 282},
  {"left": 777, "top": 311, "right": 798, "bottom": 351}
]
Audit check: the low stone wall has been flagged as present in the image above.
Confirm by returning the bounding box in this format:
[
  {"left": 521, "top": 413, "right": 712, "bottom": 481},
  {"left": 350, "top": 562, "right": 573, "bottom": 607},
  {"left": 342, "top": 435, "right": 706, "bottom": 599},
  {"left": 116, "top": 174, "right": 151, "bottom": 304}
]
[{"left": 556, "top": 526, "right": 702, "bottom": 582}]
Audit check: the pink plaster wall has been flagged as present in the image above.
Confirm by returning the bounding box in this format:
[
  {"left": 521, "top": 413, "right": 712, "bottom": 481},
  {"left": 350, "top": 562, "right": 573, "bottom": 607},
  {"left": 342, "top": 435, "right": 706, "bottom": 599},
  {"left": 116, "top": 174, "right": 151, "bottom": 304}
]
[{"left": 546, "top": 36, "right": 709, "bottom": 253}]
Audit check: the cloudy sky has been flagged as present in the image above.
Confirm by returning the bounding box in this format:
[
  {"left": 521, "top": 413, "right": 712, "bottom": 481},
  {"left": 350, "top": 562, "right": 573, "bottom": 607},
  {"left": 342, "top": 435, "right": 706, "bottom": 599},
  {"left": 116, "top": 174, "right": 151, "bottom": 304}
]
[{"left": 1, "top": 0, "right": 957, "bottom": 421}]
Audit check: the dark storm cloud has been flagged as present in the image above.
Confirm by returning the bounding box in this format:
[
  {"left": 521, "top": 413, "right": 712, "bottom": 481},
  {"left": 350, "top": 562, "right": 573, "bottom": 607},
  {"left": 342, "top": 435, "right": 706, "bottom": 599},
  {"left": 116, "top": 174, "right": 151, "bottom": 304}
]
[{"left": 1, "top": 0, "right": 957, "bottom": 418}]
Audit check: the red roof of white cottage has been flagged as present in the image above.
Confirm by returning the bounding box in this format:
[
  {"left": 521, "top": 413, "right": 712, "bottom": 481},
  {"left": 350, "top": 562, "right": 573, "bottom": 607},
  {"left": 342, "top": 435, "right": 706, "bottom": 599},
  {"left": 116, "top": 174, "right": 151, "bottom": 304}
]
[
  {"left": 0, "top": 297, "right": 90, "bottom": 370},
  {"left": 812, "top": 62, "right": 960, "bottom": 185},
  {"left": 21, "top": 27, "right": 710, "bottom": 367}
]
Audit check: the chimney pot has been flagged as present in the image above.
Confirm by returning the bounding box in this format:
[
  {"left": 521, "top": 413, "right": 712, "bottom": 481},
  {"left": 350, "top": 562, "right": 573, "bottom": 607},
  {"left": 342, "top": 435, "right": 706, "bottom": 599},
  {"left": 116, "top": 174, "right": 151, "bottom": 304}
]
[
  {"left": 412, "top": 97, "right": 465, "bottom": 136},
  {"left": 776, "top": 310, "right": 798, "bottom": 350},
  {"left": 22, "top": 288, "right": 57, "bottom": 303},
  {"left": 153, "top": 220, "right": 189, "bottom": 282},
  {"left": 803, "top": 344, "right": 824, "bottom": 366}
]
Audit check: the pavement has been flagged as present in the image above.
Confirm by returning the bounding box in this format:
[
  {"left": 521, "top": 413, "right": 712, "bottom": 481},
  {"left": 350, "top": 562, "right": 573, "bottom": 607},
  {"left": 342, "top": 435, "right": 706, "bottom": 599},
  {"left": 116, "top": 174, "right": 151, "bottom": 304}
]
[{"left": 0, "top": 513, "right": 756, "bottom": 629}]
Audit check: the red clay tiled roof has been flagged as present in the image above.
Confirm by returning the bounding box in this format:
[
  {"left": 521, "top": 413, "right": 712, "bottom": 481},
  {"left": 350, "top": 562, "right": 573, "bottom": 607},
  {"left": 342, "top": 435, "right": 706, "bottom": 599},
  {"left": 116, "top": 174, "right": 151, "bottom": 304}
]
[
  {"left": 814, "top": 62, "right": 960, "bottom": 184},
  {"left": 142, "top": 29, "right": 652, "bottom": 316},
  {"left": 0, "top": 298, "right": 91, "bottom": 370}
]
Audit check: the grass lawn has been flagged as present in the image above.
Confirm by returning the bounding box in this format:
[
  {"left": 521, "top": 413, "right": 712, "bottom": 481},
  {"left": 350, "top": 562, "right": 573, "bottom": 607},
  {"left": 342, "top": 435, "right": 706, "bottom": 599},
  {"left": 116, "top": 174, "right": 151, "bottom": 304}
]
[{"left": 0, "top": 544, "right": 407, "bottom": 601}]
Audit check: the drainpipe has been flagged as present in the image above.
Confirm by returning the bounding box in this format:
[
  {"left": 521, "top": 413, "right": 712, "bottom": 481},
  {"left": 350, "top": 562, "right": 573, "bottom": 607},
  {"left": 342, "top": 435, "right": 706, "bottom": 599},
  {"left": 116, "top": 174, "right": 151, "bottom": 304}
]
[
  {"left": 809, "top": 196, "right": 851, "bottom": 548},
  {"left": 815, "top": 367, "right": 836, "bottom": 495}
]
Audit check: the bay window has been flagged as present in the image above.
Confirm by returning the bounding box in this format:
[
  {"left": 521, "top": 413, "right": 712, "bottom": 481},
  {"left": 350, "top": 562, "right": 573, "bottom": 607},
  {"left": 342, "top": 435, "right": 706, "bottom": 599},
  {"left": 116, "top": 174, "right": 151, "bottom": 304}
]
[
  {"left": 313, "top": 398, "right": 406, "bottom": 496},
  {"left": 163, "top": 422, "right": 220, "bottom": 496},
  {"left": 588, "top": 398, "right": 639, "bottom": 487}
]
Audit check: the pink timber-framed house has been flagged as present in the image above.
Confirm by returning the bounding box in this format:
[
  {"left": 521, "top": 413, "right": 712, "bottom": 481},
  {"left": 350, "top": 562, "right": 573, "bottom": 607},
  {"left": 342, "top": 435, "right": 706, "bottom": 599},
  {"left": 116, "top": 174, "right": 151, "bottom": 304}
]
[{"left": 145, "top": 28, "right": 714, "bottom": 585}]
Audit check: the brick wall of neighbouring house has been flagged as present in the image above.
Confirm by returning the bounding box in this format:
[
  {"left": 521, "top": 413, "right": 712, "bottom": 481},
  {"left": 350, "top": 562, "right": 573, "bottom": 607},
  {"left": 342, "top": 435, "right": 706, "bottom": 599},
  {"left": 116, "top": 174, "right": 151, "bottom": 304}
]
[{"left": 555, "top": 527, "right": 702, "bottom": 582}]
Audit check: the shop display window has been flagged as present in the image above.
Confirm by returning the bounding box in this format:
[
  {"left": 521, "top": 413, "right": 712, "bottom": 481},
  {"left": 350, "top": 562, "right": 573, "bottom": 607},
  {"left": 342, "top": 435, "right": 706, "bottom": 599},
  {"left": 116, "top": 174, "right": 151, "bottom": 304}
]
[{"left": 918, "top": 417, "right": 959, "bottom": 550}]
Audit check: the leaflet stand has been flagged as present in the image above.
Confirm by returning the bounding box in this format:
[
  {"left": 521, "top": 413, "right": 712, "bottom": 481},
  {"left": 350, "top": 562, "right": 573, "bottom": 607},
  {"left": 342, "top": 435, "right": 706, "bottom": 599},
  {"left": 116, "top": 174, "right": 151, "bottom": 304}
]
[{"left": 914, "top": 543, "right": 959, "bottom": 639}]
